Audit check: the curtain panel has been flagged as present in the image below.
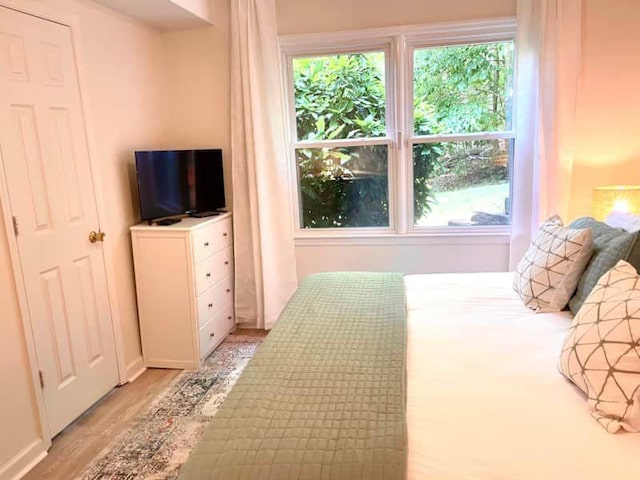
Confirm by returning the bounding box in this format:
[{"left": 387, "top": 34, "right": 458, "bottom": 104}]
[
  {"left": 510, "top": 0, "right": 582, "bottom": 269},
  {"left": 231, "top": 0, "right": 298, "bottom": 328}
]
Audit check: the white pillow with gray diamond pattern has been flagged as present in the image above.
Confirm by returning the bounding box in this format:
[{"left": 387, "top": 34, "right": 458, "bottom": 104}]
[
  {"left": 559, "top": 260, "right": 640, "bottom": 433},
  {"left": 514, "top": 215, "right": 593, "bottom": 312}
]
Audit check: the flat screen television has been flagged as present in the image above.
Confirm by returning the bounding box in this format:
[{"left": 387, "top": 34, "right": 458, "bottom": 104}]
[{"left": 135, "top": 149, "right": 225, "bottom": 222}]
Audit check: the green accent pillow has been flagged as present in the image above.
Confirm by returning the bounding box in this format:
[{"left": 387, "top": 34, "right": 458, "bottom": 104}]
[{"left": 568, "top": 217, "right": 640, "bottom": 314}]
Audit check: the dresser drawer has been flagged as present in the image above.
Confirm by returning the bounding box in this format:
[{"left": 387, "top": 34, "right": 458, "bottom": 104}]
[
  {"left": 196, "top": 276, "right": 233, "bottom": 328},
  {"left": 199, "top": 304, "right": 235, "bottom": 359},
  {"left": 194, "top": 247, "right": 233, "bottom": 296},
  {"left": 192, "top": 217, "right": 233, "bottom": 263}
]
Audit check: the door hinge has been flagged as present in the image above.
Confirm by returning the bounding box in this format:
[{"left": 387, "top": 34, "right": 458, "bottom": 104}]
[
  {"left": 38, "top": 370, "right": 44, "bottom": 389},
  {"left": 12, "top": 216, "right": 18, "bottom": 236}
]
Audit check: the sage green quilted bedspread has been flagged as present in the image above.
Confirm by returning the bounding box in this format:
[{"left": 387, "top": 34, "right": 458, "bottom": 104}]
[{"left": 179, "top": 272, "right": 407, "bottom": 480}]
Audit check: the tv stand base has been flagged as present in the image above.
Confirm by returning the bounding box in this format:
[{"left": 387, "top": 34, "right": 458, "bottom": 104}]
[
  {"left": 154, "top": 218, "right": 182, "bottom": 226},
  {"left": 190, "top": 211, "right": 221, "bottom": 218}
]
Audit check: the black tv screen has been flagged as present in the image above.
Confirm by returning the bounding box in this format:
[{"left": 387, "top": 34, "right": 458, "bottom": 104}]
[{"left": 135, "top": 149, "right": 225, "bottom": 221}]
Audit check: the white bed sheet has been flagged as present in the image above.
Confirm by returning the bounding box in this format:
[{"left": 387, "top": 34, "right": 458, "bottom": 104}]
[{"left": 405, "top": 272, "right": 640, "bottom": 480}]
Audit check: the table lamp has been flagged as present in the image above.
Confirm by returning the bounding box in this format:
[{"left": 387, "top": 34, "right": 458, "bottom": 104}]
[{"left": 592, "top": 185, "right": 640, "bottom": 220}]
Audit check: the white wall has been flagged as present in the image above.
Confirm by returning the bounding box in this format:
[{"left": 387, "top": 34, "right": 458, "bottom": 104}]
[
  {"left": 276, "top": 0, "right": 516, "bottom": 34},
  {"left": 0, "top": 214, "right": 43, "bottom": 480},
  {"left": 295, "top": 238, "right": 510, "bottom": 280},
  {"left": 63, "top": 0, "right": 169, "bottom": 379},
  {"left": 568, "top": 0, "right": 640, "bottom": 220},
  {"left": 0, "top": 0, "right": 168, "bottom": 476},
  {"left": 161, "top": 0, "right": 232, "bottom": 204}
]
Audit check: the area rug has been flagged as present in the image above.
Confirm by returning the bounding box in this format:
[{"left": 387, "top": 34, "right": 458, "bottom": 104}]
[{"left": 81, "top": 332, "right": 265, "bottom": 480}]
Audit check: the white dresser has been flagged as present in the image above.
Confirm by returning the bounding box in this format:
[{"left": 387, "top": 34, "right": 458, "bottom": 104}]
[{"left": 130, "top": 214, "right": 234, "bottom": 369}]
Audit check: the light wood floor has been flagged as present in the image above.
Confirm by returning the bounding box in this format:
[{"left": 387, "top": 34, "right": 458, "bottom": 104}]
[{"left": 22, "top": 367, "right": 181, "bottom": 480}]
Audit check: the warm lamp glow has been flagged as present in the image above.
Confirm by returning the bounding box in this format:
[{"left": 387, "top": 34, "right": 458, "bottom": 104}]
[
  {"left": 613, "top": 199, "right": 630, "bottom": 213},
  {"left": 593, "top": 186, "right": 640, "bottom": 221}
]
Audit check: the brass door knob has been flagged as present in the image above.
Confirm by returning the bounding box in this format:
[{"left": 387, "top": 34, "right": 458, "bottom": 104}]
[{"left": 89, "top": 231, "right": 106, "bottom": 243}]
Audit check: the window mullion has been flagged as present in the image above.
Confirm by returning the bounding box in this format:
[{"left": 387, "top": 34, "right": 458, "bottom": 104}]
[
  {"left": 393, "top": 34, "right": 409, "bottom": 235},
  {"left": 385, "top": 41, "right": 396, "bottom": 234},
  {"left": 400, "top": 40, "right": 416, "bottom": 231}
]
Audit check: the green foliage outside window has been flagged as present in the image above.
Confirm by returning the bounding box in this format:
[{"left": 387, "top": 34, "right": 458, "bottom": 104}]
[
  {"left": 294, "top": 53, "right": 388, "bottom": 228},
  {"left": 294, "top": 53, "right": 386, "bottom": 141},
  {"left": 293, "top": 42, "right": 513, "bottom": 228},
  {"left": 296, "top": 145, "right": 389, "bottom": 228}
]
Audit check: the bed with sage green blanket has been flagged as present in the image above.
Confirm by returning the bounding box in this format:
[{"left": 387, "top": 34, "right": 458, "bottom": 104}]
[{"left": 179, "top": 272, "right": 407, "bottom": 480}]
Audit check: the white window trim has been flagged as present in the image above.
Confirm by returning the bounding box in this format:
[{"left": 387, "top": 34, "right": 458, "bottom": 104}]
[
  {"left": 295, "top": 232, "right": 511, "bottom": 247},
  {"left": 282, "top": 37, "right": 398, "bottom": 236},
  {"left": 280, "top": 17, "right": 517, "bottom": 241}
]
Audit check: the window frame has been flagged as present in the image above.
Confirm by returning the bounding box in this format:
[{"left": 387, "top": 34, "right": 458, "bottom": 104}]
[
  {"left": 280, "top": 18, "right": 517, "bottom": 239},
  {"left": 282, "top": 39, "right": 398, "bottom": 236}
]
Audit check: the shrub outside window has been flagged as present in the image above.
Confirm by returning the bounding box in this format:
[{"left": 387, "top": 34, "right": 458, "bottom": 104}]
[{"left": 292, "top": 52, "right": 391, "bottom": 229}]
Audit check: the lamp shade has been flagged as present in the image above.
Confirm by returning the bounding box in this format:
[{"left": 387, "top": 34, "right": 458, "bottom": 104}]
[{"left": 592, "top": 185, "right": 640, "bottom": 221}]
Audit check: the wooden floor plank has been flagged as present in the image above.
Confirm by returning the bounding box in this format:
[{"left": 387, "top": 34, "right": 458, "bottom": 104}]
[{"left": 22, "top": 367, "right": 181, "bottom": 480}]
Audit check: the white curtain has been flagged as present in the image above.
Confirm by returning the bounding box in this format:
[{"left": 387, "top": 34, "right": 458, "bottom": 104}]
[
  {"left": 231, "top": 0, "right": 298, "bottom": 329},
  {"left": 509, "top": 0, "right": 582, "bottom": 268}
]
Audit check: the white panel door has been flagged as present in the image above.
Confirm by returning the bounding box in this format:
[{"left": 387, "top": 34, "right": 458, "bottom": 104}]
[{"left": 0, "top": 7, "right": 119, "bottom": 436}]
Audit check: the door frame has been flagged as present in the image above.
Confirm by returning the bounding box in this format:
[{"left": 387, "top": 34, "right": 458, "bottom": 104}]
[{"left": 0, "top": 0, "right": 129, "bottom": 446}]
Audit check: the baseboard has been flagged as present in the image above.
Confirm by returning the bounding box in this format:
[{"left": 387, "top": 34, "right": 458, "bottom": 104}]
[
  {"left": 0, "top": 439, "right": 47, "bottom": 480},
  {"left": 143, "top": 358, "right": 198, "bottom": 369},
  {"left": 125, "top": 356, "right": 146, "bottom": 383},
  {"left": 235, "top": 327, "right": 267, "bottom": 334},
  {"left": 236, "top": 321, "right": 258, "bottom": 329}
]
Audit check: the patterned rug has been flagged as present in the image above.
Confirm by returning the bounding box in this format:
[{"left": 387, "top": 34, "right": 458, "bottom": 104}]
[{"left": 81, "top": 332, "right": 266, "bottom": 480}]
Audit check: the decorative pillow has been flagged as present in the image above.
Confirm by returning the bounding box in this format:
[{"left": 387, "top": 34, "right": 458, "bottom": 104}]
[
  {"left": 559, "top": 260, "right": 640, "bottom": 433},
  {"left": 568, "top": 217, "right": 640, "bottom": 314},
  {"left": 606, "top": 211, "right": 640, "bottom": 233},
  {"left": 514, "top": 215, "right": 594, "bottom": 312}
]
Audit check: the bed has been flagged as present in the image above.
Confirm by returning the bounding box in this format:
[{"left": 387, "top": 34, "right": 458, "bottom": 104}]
[
  {"left": 180, "top": 270, "right": 640, "bottom": 479},
  {"left": 405, "top": 272, "right": 640, "bottom": 479}
]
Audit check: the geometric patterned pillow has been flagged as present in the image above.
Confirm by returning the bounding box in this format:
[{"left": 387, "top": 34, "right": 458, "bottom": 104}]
[
  {"left": 513, "top": 215, "right": 594, "bottom": 312},
  {"left": 559, "top": 260, "right": 640, "bottom": 433}
]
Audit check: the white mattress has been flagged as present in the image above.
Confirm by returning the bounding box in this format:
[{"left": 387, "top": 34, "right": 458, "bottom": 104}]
[{"left": 405, "top": 272, "right": 640, "bottom": 480}]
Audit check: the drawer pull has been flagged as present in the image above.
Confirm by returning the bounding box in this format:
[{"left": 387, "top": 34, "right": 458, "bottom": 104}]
[
  {"left": 210, "top": 332, "right": 215, "bottom": 338},
  {"left": 206, "top": 272, "right": 211, "bottom": 278},
  {"left": 204, "top": 241, "right": 209, "bottom": 247},
  {"left": 226, "top": 288, "right": 231, "bottom": 293},
  {"left": 224, "top": 261, "right": 229, "bottom": 265},
  {"left": 227, "top": 316, "right": 232, "bottom": 320},
  {"left": 208, "top": 303, "right": 213, "bottom": 308},
  {"left": 223, "top": 232, "right": 228, "bottom": 237}
]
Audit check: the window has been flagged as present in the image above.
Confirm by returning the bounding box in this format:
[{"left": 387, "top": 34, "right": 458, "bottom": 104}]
[
  {"left": 411, "top": 42, "right": 514, "bottom": 228},
  {"left": 292, "top": 51, "right": 391, "bottom": 228},
  {"left": 283, "top": 20, "right": 516, "bottom": 235}
]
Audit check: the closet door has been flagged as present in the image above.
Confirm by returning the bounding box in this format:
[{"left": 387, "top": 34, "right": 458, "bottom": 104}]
[{"left": 0, "top": 6, "right": 119, "bottom": 436}]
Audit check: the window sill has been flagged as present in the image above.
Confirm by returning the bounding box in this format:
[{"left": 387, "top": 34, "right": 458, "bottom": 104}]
[{"left": 294, "top": 228, "right": 510, "bottom": 246}]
